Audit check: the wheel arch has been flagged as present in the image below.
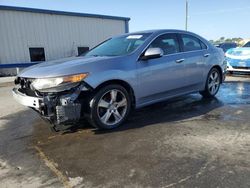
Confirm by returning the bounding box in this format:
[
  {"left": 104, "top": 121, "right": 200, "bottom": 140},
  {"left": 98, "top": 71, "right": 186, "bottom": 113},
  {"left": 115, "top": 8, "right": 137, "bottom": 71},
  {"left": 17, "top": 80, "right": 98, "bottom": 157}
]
[
  {"left": 94, "top": 79, "right": 136, "bottom": 108},
  {"left": 211, "top": 65, "right": 223, "bottom": 83}
]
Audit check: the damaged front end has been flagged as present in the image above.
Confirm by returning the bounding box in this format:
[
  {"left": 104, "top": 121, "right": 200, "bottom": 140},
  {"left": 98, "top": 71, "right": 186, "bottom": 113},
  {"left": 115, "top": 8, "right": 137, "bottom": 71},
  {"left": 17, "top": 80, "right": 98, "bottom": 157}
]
[{"left": 13, "top": 75, "right": 92, "bottom": 131}]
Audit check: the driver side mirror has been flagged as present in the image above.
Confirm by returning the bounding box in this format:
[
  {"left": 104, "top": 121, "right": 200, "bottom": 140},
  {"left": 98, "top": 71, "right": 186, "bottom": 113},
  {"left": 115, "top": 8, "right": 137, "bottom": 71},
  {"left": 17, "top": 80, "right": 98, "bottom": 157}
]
[{"left": 140, "top": 47, "right": 164, "bottom": 60}]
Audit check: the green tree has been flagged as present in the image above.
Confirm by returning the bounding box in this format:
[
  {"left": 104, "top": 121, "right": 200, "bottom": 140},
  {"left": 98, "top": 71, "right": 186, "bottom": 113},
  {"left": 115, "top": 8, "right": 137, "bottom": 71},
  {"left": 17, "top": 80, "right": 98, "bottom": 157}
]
[
  {"left": 219, "top": 37, "right": 225, "bottom": 42},
  {"left": 225, "top": 38, "right": 232, "bottom": 42},
  {"left": 209, "top": 40, "right": 214, "bottom": 44}
]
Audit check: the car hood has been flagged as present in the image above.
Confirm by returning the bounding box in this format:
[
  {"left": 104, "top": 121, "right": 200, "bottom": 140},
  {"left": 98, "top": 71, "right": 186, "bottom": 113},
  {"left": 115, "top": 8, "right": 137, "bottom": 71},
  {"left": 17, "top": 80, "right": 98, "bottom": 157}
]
[
  {"left": 226, "top": 47, "right": 250, "bottom": 60},
  {"left": 18, "top": 56, "right": 119, "bottom": 78}
]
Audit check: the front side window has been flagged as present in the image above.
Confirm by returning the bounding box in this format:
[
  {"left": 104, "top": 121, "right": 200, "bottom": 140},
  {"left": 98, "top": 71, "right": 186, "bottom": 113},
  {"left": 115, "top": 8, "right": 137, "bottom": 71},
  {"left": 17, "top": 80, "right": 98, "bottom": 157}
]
[
  {"left": 200, "top": 41, "right": 207, "bottom": 49},
  {"left": 85, "top": 33, "right": 152, "bottom": 57},
  {"left": 149, "top": 34, "right": 180, "bottom": 55},
  {"left": 181, "top": 34, "right": 203, "bottom": 52}
]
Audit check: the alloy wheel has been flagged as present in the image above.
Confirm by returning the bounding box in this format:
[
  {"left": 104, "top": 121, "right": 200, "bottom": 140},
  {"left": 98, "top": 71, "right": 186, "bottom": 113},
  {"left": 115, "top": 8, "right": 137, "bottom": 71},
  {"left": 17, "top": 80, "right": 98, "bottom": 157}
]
[
  {"left": 97, "top": 89, "right": 128, "bottom": 126},
  {"left": 208, "top": 70, "right": 220, "bottom": 95}
]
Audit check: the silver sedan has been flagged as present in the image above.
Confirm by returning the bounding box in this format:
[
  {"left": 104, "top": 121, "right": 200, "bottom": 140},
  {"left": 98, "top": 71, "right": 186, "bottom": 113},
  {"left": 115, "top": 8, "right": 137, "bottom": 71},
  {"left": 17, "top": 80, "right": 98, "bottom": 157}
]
[{"left": 13, "top": 29, "right": 226, "bottom": 131}]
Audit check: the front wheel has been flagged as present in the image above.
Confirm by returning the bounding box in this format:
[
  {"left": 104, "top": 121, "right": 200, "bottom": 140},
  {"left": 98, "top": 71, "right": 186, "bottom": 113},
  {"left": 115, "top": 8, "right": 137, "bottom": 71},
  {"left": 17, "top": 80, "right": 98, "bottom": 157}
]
[
  {"left": 88, "top": 84, "right": 131, "bottom": 130},
  {"left": 200, "top": 68, "right": 221, "bottom": 98}
]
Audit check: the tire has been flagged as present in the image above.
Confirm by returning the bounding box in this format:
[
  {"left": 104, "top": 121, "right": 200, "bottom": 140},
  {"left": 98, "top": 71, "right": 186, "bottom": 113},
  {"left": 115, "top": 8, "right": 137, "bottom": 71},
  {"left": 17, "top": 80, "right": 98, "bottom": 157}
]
[
  {"left": 88, "top": 84, "right": 131, "bottom": 129},
  {"left": 200, "top": 68, "right": 221, "bottom": 98}
]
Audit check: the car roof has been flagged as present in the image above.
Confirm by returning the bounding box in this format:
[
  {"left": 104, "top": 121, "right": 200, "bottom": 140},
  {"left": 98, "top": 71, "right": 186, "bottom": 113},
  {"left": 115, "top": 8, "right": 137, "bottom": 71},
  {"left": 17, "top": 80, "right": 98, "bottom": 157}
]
[
  {"left": 128, "top": 29, "right": 209, "bottom": 43},
  {"left": 128, "top": 29, "right": 196, "bottom": 35},
  {"left": 112, "top": 29, "right": 212, "bottom": 48},
  {"left": 118, "top": 29, "right": 206, "bottom": 40}
]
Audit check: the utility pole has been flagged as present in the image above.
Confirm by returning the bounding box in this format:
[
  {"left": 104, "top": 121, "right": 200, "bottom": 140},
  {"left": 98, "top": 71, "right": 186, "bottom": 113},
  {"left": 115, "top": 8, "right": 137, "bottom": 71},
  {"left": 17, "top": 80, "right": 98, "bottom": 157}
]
[{"left": 185, "top": 0, "right": 189, "bottom": 31}]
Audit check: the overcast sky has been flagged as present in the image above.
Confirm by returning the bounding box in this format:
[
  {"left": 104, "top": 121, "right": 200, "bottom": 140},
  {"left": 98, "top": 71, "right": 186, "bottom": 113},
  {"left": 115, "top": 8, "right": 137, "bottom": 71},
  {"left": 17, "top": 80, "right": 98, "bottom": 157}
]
[{"left": 1, "top": 0, "right": 250, "bottom": 40}]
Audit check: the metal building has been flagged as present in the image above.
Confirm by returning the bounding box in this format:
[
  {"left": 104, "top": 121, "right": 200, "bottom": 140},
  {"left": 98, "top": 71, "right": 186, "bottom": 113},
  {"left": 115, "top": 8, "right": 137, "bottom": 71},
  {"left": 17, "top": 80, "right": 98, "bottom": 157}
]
[{"left": 0, "top": 5, "right": 130, "bottom": 75}]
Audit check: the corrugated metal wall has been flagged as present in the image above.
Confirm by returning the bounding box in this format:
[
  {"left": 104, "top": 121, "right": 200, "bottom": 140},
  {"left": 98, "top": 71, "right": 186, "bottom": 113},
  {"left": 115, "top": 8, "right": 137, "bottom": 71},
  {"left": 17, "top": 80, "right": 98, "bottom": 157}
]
[{"left": 0, "top": 9, "right": 126, "bottom": 66}]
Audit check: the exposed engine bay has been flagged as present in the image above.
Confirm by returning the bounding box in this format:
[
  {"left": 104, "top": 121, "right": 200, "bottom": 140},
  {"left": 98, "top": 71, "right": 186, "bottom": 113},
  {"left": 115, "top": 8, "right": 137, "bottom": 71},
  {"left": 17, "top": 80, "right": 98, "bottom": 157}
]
[{"left": 13, "top": 77, "right": 91, "bottom": 131}]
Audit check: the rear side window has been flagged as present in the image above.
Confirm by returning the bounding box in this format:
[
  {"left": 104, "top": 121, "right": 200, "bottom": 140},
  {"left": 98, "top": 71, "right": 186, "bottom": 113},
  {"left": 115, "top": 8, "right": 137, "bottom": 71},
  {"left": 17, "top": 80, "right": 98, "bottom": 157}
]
[
  {"left": 150, "top": 34, "right": 180, "bottom": 55},
  {"left": 181, "top": 34, "right": 203, "bottom": 52}
]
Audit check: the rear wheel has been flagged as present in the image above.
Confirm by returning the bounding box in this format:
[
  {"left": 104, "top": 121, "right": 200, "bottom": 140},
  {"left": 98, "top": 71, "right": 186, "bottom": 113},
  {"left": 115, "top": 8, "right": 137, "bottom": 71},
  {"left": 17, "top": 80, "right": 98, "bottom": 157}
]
[
  {"left": 88, "top": 84, "right": 131, "bottom": 129},
  {"left": 200, "top": 68, "right": 221, "bottom": 98}
]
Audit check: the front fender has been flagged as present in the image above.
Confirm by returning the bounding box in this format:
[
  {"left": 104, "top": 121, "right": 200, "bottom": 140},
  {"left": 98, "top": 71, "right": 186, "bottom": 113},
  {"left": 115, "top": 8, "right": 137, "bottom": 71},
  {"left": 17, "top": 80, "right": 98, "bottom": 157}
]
[{"left": 84, "top": 70, "right": 137, "bottom": 90}]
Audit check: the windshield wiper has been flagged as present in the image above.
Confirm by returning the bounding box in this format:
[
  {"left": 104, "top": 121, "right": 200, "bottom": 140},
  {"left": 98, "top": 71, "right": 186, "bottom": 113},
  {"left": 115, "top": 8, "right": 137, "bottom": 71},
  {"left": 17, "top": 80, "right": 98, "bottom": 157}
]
[{"left": 88, "top": 54, "right": 114, "bottom": 57}]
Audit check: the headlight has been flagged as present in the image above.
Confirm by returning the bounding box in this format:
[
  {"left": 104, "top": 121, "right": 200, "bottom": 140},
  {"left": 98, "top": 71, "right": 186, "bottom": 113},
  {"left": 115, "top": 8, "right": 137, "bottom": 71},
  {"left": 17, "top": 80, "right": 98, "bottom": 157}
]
[{"left": 31, "top": 73, "right": 88, "bottom": 92}]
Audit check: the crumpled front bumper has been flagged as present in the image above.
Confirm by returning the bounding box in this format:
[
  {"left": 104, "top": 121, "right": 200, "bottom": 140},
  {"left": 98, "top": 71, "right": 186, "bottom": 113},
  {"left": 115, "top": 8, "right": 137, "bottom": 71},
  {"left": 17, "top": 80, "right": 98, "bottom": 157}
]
[
  {"left": 12, "top": 88, "right": 43, "bottom": 108},
  {"left": 12, "top": 85, "right": 86, "bottom": 131}
]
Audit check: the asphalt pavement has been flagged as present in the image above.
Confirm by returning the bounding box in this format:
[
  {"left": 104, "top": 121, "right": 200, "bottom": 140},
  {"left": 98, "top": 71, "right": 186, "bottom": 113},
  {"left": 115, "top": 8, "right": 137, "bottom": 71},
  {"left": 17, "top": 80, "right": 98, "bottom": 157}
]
[{"left": 0, "top": 75, "right": 250, "bottom": 188}]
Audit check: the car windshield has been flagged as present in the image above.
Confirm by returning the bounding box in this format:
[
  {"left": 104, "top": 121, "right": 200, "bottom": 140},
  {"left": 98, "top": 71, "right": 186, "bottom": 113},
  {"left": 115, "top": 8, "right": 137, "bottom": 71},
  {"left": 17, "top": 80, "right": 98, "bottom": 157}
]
[
  {"left": 84, "top": 33, "right": 152, "bottom": 57},
  {"left": 243, "top": 42, "right": 250, "bottom": 47}
]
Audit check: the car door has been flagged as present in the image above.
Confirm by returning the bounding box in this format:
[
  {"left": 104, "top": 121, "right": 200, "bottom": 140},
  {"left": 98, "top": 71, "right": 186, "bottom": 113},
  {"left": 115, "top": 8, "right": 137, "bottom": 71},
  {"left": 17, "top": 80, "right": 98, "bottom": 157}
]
[
  {"left": 136, "top": 33, "right": 188, "bottom": 105},
  {"left": 178, "top": 34, "right": 205, "bottom": 91}
]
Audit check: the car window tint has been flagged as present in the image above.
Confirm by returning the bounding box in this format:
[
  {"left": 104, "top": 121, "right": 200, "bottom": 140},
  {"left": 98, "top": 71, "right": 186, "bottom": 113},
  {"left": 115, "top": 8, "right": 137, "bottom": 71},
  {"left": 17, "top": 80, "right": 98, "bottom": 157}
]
[
  {"left": 200, "top": 41, "right": 207, "bottom": 49},
  {"left": 225, "top": 44, "right": 234, "bottom": 48},
  {"left": 181, "top": 34, "right": 202, "bottom": 52},
  {"left": 150, "top": 34, "right": 180, "bottom": 55},
  {"left": 244, "top": 42, "right": 250, "bottom": 47}
]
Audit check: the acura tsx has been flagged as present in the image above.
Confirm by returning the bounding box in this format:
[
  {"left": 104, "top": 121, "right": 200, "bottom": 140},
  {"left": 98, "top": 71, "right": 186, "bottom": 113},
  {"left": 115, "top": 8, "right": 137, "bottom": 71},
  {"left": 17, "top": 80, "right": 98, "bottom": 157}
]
[{"left": 13, "top": 30, "right": 226, "bottom": 131}]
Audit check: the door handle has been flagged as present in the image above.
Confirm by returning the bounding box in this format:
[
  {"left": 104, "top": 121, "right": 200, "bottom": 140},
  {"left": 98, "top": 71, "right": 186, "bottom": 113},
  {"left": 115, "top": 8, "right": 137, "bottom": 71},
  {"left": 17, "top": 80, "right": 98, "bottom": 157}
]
[
  {"left": 204, "top": 53, "right": 210, "bottom": 57},
  {"left": 176, "top": 59, "right": 185, "bottom": 63}
]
